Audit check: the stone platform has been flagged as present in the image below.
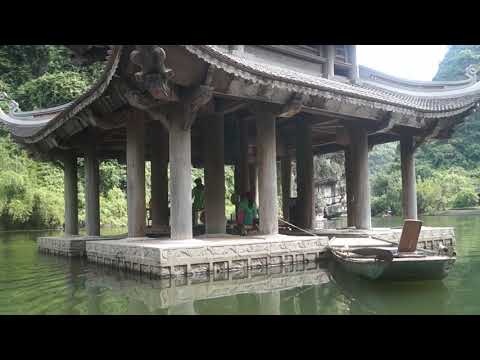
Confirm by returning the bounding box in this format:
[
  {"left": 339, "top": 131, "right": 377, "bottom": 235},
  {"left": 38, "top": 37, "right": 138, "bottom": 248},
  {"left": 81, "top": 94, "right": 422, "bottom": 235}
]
[
  {"left": 37, "top": 233, "right": 127, "bottom": 257},
  {"left": 85, "top": 234, "right": 329, "bottom": 278},
  {"left": 37, "top": 226, "right": 457, "bottom": 278}
]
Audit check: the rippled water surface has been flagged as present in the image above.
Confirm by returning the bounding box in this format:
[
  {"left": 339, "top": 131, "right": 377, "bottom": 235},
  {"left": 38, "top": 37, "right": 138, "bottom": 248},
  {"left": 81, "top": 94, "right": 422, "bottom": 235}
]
[{"left": 1, "top": 215, "right": 479, "bottom": 315}]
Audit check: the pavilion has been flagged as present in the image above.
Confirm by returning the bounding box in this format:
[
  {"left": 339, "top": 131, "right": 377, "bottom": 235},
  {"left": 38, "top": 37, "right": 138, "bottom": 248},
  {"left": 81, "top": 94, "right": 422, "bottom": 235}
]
[{"left": 0, "top": 45, "right": 475, "bottom": 274}]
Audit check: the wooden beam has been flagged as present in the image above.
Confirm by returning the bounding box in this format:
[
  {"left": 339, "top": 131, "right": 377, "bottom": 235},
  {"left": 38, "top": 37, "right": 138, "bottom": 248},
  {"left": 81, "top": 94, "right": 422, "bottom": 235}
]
[
  {"left": 181, "top": 85, "right": 214, "bottom": 130},
  {"left": 216, "top": 99, "right": 247, "bottom": 115}
]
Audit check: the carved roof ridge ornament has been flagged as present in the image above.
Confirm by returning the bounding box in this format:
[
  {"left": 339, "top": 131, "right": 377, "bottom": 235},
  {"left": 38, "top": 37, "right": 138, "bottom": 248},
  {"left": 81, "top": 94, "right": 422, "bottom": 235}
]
[
  {"left": 129, "top": 46, "right": 176, "bottom": 101},
  {"left": 465, "top": 64, "right": 479, "bottom": 83}
]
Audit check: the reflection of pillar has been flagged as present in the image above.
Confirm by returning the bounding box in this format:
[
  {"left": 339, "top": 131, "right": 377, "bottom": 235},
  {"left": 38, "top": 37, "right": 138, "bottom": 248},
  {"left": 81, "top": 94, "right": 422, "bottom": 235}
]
[
  {"left": 169, "top": 107, "right": 193, "bottom": 240},
  {"left": 344, "top": 149, "right": 355, "bottom": 227},
  {"left": 85, "top": 134, "right": 100, "bottom": 236},
  {"left": 168, "top": 301, "right": 197, "bottom": 315},
  {"left": 126, "top": 114, "right": 146, "bottom": 238},
  {"left": 350, "top": 128, "right": 371, "bottom": 230},
  {"left": 239, "top": 119, "right": 250, "bottom": 194},
  {"left": 296, "top": 118, "right": 313, "bottom": 229},
  {"left": 150, "top": 122, "right": 169, "bottom": 230},
  {"left": 63, "top": 152, "right": 78, "bottom": 236},
  {"left": 203, "top": 114, "right": 226, "bottom": 234},
  {"left": 281, "top": 157, "right": 292, "bottom": 221},
  {"left": 400, "top": 135, "right": 418, "bottom": 220},
  {"left": 258, "top": 292, "right": 281, "bottom": 315},
  {"left": 256, "top": 111, "right": 278, "bottom": 235}
]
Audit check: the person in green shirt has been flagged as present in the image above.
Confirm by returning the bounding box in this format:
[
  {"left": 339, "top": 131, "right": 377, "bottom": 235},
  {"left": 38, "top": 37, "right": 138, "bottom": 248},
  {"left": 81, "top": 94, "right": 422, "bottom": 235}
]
[
  {"left": 192, "top": 178, "right": 205, "bottom": 226},
  {"left": 237, "top": 192, "right": 258, "bottom": 236}
]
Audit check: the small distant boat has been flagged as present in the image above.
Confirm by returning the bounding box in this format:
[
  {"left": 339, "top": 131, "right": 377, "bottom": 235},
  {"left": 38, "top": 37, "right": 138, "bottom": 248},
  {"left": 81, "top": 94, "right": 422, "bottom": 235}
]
[{"left": 328, "top": 220, "right": 456, "bottom": 281}]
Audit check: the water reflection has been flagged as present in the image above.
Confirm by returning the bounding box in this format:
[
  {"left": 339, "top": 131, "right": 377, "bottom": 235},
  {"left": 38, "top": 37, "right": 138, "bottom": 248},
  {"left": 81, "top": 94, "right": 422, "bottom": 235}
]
[
  {"left": 328, "top": 261, "right": 451, "bottom": 315},
  {"left": 84, "top": 262, "right": 331, "bottom": 315}
]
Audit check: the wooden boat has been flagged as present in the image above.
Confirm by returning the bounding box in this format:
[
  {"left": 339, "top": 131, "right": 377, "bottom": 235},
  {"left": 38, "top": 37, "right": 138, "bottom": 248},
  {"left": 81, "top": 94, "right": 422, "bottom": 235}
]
[{"left": 328, "top": 220, "right": 456, "bottom": 281}]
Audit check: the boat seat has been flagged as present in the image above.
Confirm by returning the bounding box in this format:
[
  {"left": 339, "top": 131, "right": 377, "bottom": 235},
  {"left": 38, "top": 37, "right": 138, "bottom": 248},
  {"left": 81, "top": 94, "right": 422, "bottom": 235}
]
[{"left": 398, "top": 219, "right": 422, "bottom": 253}]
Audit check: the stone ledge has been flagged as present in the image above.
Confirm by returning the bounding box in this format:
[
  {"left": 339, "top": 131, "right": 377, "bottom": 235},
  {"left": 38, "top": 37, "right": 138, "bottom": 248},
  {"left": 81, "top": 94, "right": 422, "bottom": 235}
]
[
  {"left": 38, "top": 234, "right": 126, "bottom": 257},
  {"left": 86, "top": 234, "right": 329, "bottom": 277}
]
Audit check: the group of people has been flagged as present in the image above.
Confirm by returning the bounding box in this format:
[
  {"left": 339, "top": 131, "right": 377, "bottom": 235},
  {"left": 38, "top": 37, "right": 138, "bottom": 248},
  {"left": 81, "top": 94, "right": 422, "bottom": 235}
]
[{"left": 192, "top": 178, "right": 259, "bottom": 236}]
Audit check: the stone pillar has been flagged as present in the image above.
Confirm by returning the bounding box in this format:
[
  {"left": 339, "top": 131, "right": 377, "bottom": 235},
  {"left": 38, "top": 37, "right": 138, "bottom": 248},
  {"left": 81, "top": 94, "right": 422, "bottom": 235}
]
[
  {"left": 344, "top": 149, "right": 355, "bottom": 227},
  {"left": 249, "top": 163, "right": 257, "bottom": 204},
  {"left": 326, "top": 45, "right": 335, "bottom": 79},
  {"left": 400, "top": 135, "right": 418, "bottom": 220},
  {"left": 150, "top": 122, "right": 169, "bottom": 231},
  {"left": 255, "top": 111, "right": 278, "bottom": 235},
  {"left": 296, "top": 118, "right": 314, "bottom": 229},
  {"left": 85, "top": 138, "right": 100, "bottom": 236},
  {"left": 350, "top": 128, "right": 371, "bottom": 230},
  {"left": 169, "top": 108, "right": 193, "bottom": 240},
  {"left": 203, "top": 114, "right": 226, "bottom": 234},
  {"left": 63, "top": 152, "right": 78, "bottom": 236},
  {"left": 350, "top": 45, "right": 360, "bottom": 83},
  {"left": 254, "top": 164, "right": 259, "bottom": 207},
  {"left": 239, "top": 119, "right": 250, "bottom": 194},
  {"left": 281, "top": 157, "right": 292, "bottom": 221},
  {"left": 126, "top": 115, "right": 146, "bottom": 238}
]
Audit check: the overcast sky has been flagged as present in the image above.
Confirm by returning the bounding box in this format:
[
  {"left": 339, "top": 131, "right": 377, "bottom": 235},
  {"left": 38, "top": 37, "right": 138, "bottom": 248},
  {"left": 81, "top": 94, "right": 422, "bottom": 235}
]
[{"left": 357, "top": 45, "right": 448, "bottom": 81}]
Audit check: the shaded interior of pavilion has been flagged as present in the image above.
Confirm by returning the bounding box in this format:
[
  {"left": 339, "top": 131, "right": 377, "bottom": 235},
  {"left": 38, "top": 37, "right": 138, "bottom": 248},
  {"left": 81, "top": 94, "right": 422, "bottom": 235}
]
[{"left": 59, "top": 100, "right": 419, "bottom": 241}]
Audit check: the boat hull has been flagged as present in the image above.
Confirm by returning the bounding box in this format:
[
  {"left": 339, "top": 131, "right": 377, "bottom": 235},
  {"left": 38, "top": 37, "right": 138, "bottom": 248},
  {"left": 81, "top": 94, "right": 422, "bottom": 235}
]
[{"left": 331, "top": 250, "right": 456, "bottom": 281}]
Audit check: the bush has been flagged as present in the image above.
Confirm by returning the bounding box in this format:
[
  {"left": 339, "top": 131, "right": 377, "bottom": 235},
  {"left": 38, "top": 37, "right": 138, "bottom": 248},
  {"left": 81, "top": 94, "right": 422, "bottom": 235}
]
[{"left": 453, "top": 190, "right": 479, "bottom": 208}]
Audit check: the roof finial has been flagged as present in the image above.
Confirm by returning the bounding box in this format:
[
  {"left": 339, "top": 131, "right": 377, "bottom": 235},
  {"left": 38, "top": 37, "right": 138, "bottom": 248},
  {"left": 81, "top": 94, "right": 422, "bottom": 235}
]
[{"left": 0, "top": 91, "right": 21, "bottom": 113}]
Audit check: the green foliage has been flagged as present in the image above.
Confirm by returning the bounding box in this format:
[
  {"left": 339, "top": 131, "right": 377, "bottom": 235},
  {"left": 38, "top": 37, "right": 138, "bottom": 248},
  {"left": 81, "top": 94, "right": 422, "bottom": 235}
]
[
  {"left": 370, "top": 163, "right": 480, "bottom": 216},
  {"left": 370, "top": 168, "right": 402, "bottom": 216},
  {"left": 0, "top": 46, "right": 110, "bottom": 229},
  {"left": 14, "top": 71, "right": 90, "bottom": 110},
  {"left": 100, "top": 188, "right": 128, "bottom": 228},
  {"left": 434, "top": 45, "right": 480, "bottom": 81},
  {"left": 453, "top": 189, "right": 479, "bottom": 209},
  {"left": 369, "top": 143, "right": 398, "bottom": 177},
  {"left": 99, "top": 160, "right": 126, "bottom": 196}
]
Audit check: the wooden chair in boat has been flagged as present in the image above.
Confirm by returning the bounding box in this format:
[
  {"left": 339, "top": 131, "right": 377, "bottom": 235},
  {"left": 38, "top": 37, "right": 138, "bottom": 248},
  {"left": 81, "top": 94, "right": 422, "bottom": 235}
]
[{"left": 397, "top": 219, "right": 422, "bottom": 253}]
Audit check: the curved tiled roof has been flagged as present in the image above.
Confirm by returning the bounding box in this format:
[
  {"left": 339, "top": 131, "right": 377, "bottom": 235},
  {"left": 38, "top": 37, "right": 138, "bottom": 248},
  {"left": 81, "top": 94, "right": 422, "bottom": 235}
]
[
  {"left": 1, "top": 45, "right": 479, "bottom": 150},
  {"left": 0, "top": 46, "right": 123, "bottom": 144},
  {"left": 183, "top": 45, "right": 480, "bottom": 117}
]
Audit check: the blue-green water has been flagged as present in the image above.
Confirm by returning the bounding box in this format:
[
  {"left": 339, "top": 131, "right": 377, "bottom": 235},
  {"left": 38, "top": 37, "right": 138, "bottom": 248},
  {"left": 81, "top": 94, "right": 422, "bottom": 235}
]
[{"left": 0, "top": 215, "right": 479, "bottom": 315}]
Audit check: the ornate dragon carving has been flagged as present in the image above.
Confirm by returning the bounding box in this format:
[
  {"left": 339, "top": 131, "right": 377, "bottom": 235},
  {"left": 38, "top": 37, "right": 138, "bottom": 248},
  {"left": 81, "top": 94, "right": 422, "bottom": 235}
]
[
  {"left": 278, "top": 93, "right": 309, "bottom": 118},
  {"left": 129, "top": 45, "right": 177, "bottom": 101}
]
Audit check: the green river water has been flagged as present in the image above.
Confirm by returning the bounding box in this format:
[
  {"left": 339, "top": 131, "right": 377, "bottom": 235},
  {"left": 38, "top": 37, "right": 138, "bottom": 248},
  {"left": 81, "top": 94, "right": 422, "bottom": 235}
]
[{"left": 1, "top": 215, "right": 479, "bottom": 315}]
